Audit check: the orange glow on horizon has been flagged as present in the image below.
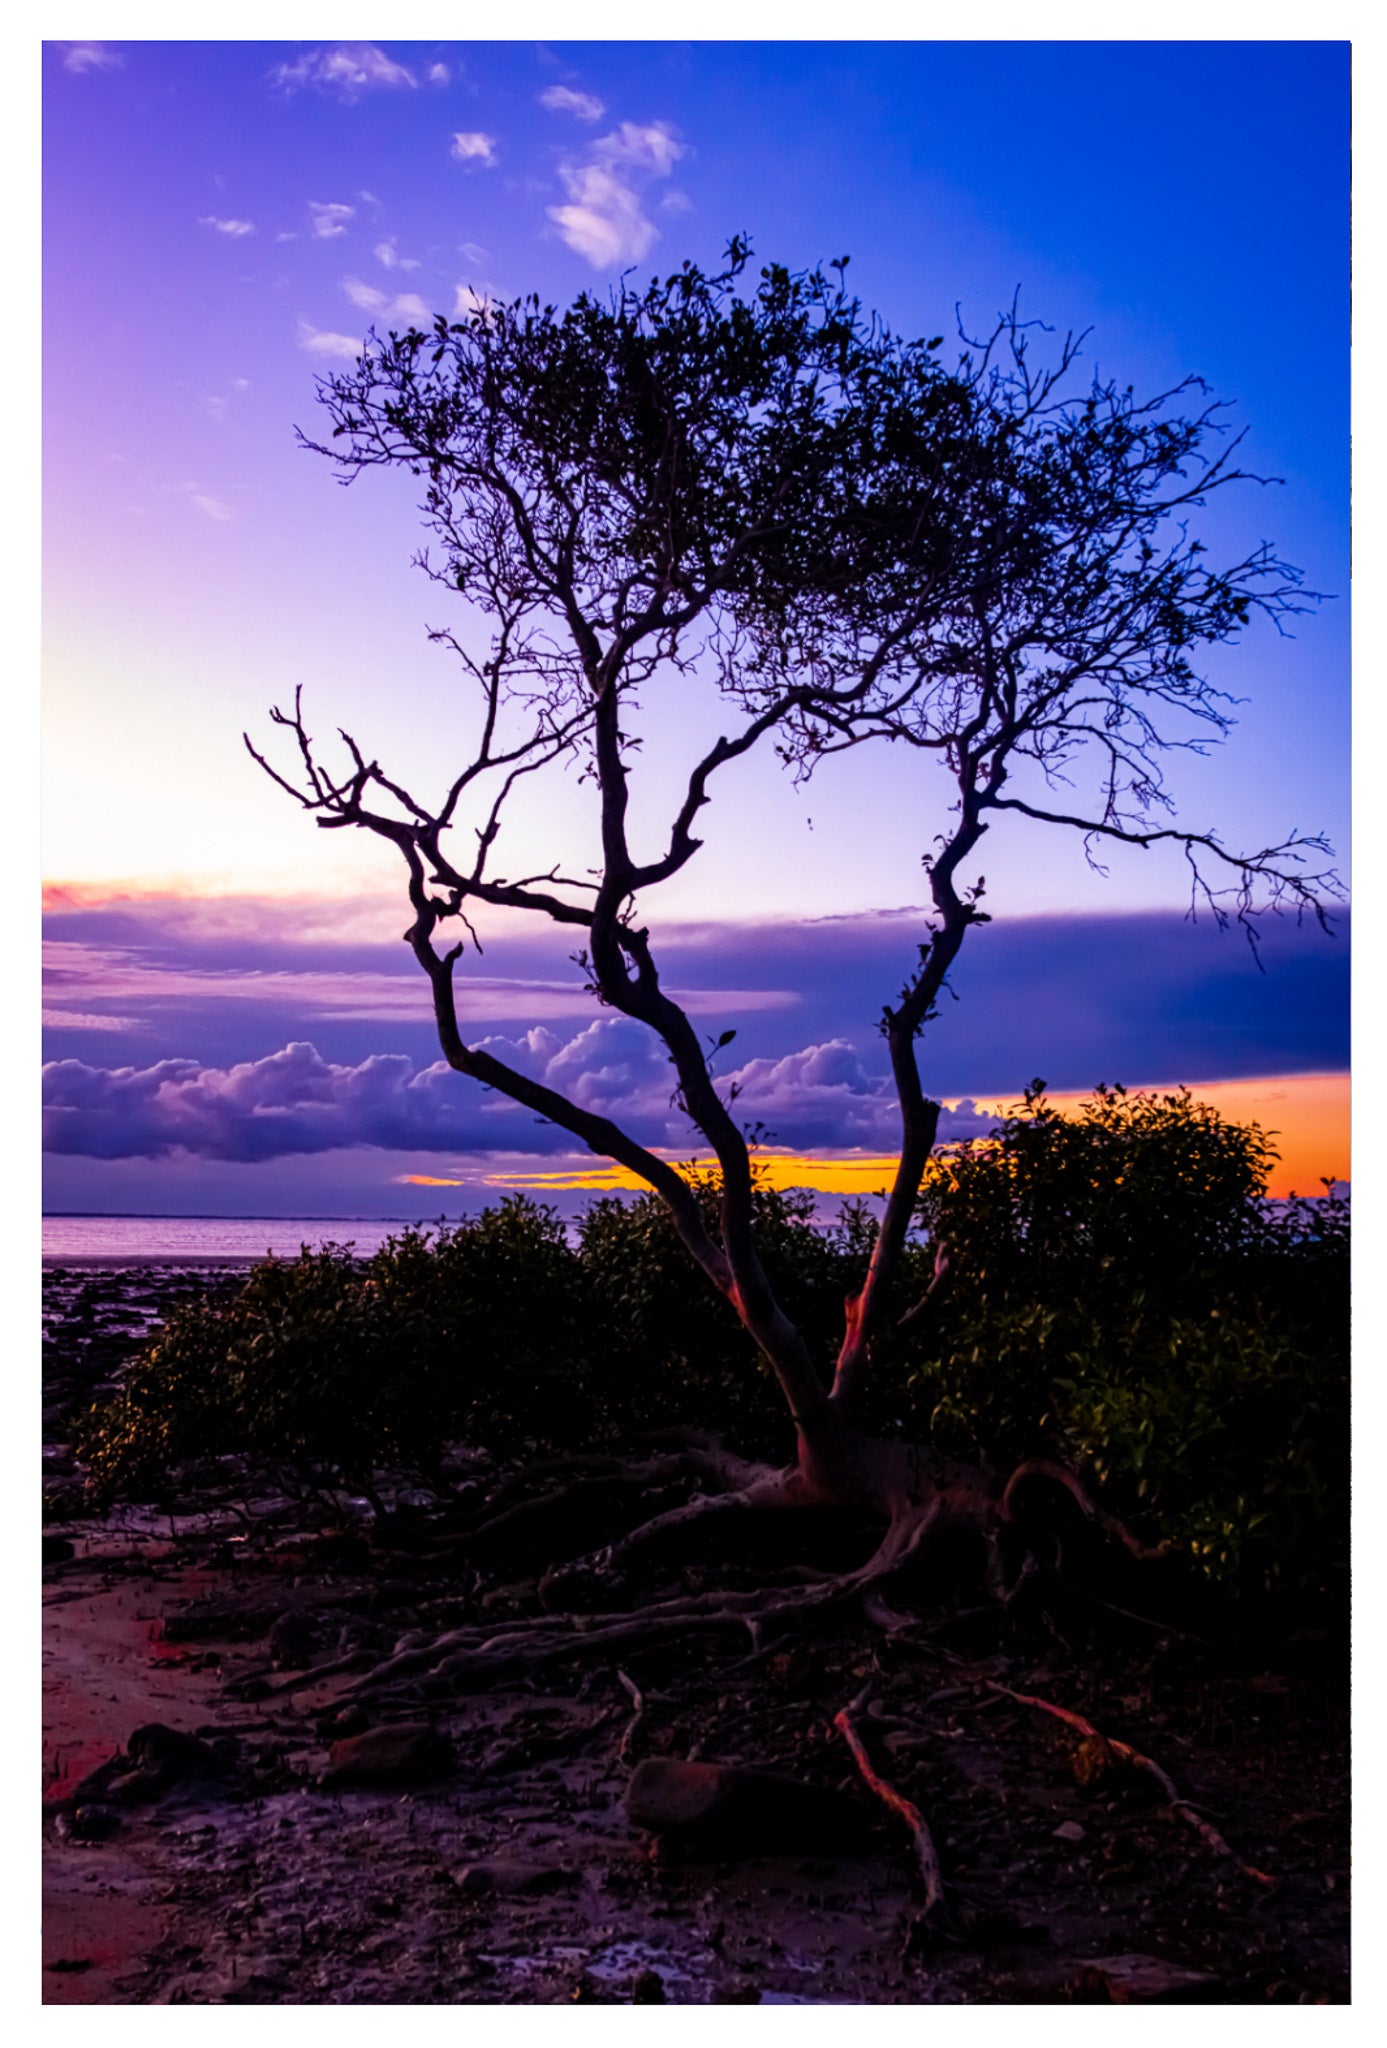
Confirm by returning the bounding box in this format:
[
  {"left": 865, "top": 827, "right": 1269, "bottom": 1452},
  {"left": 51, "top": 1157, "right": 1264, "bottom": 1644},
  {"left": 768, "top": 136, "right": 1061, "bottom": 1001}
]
[{"left": 443, "top": 1071, "right": 1348, "bottom": 1202}]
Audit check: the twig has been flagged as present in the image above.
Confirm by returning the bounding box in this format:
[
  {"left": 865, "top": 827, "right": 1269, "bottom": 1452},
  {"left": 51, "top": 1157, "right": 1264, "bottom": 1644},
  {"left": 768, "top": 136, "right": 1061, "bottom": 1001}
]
[
  {"left": 616, "top": 1668, "right": 645, "bottom": 1763},
  {"left": 987, "top": 1682, "right": 1276, "bottom": 1885},
  {"left": 834, "top": 1685, "right": 947, "bottom": 1920}
]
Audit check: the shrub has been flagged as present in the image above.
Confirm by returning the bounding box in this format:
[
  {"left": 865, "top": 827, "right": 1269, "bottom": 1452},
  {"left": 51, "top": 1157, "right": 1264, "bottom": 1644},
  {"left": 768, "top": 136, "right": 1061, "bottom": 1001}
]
[
  {"left": 76, "top": 1197, "right": 591, "bottom": 1505},
  {"left": 906, "top": 1083, "right": 1349, "bottom": 1595},
  {"left": 577, "top": 1168, "right": 860, "bottom": 1449},
  {"left": 76, "top": 1090, "right": 1349, "bottom": 1603}
]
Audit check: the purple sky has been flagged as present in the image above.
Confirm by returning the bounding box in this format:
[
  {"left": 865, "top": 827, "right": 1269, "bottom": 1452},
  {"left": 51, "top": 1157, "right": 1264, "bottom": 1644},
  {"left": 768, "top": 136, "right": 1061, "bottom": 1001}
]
[{"left": 41, "top": 38, "right": 1350, "bottom": 1215}]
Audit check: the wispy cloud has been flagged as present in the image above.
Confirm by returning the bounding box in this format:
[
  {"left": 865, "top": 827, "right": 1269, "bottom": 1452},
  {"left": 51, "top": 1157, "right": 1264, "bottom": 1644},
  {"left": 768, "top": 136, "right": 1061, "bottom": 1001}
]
[
  {"left": 450, "top": 131, "right": 498, "bottom": 169},
  {"left": 198, "top": 215, "right": 255, "bottom": 238},
  {"left": 308, "top": 200, "right": 355, "bottom": 240},
  {"left": 189, "top": 492, "right": 233, "bottom": 523},
  {"left": 540, "top": 84, "right": 606, "bottom": 122},
  {"left": 297, "top": 321, "right": 363, "bottom": 361},
  {"left": 61, "top": 43, "right": 124, "bottom": 74},
  {"left": 270, "top": 43, "right": 416, "bottom": 103},
  {"left": 374, "top": 237, "right": 420, "bottom": 272},
  {"left": 344, "top": 278, "right": 432, "bottom": 325},
  {"left": 548, "top": 120, "right": 685, "bottom": 268},
  {"left": 42, "top": 1009, "right": 136, "bottom": 1032},
  {"left": 427, "top": 62, "right": 451, "bottom": 87}
]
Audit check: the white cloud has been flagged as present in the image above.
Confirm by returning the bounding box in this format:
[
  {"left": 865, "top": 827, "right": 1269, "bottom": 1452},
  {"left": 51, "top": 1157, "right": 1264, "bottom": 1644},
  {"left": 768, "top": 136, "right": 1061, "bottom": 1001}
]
[
  {"left": 374, "top": 237, "right": 420, "bottom": 272},
  {"left": 309, "top": 200, "right": 355, "bottom": 240},
  {"left": 298, "top": 321, "right": 363, "bottom": 361},
  {"left": 344, "top": 278, "right": 432, "bottom": 326},
  {"left": 198, "top": 215, "right": 255, "bottom": 238},
  {"left": 599, "top": 121, "right": 685, "bottom": 176},
  {"left": 427, "top": 62, "right": 451, "bottom": 87},
  {"left": 189, "top": 491, "right": 233, "bottom": 523},
  {"left": 451, "top": 132, "right": 498, "bottom": 168},
  {"left": 458, "top": 241, "right": 488, "bottom": 268},
  {"left": 343, "top": 277, "right": 389, "bottom": 313},
  {"left": 540, "top": 85, "right": 605, "bottom": 122},
  {"left": 270, "top": 44, "right": 416, "bottom": 102},
  {"left": 548, "top": 119, "right": 685, "bottom": 269},
  {"left": 62, "top": 43, "right": 124, "bottom": 74}
]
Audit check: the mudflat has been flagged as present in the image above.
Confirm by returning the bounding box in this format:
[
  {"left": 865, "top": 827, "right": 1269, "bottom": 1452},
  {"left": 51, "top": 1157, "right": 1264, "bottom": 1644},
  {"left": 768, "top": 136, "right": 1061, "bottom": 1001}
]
[{"left": 42, "top": 1267, "right": 1349, "bottom": 2005}]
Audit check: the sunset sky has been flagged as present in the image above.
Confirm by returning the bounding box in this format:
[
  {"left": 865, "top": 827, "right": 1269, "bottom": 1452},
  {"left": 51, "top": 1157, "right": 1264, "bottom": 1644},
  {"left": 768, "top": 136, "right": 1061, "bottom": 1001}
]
[{"left": 41, "top": 38, "right": 1350, "bottom": 1216}]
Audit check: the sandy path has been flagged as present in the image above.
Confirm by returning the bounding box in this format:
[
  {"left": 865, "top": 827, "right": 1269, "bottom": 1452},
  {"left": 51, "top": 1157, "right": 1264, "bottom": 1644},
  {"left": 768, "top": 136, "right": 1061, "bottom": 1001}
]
[{"left": 42, "top": 1545, "right": 250, "bottom": 2004}]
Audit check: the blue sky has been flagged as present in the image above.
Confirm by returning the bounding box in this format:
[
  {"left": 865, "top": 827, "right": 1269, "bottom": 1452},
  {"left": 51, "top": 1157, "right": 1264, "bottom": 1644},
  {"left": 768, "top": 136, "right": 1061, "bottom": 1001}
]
[{"left": 41, "top": 37, "right": 1351, "bottom": 1214}]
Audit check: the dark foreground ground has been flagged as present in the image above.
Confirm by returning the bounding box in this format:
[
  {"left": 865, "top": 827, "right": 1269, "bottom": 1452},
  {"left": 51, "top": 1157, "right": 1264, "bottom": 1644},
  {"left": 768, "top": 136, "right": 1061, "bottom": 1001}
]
[{"left": 42, "top": 1266, "right": 1350, "bottom": 2005}]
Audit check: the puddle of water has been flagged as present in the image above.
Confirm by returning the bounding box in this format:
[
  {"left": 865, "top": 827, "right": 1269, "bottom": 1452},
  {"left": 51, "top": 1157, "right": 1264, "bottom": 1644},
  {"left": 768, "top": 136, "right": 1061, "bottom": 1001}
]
[{"left": 759, "top": 1992, "right": 851, "bottom": 2004}]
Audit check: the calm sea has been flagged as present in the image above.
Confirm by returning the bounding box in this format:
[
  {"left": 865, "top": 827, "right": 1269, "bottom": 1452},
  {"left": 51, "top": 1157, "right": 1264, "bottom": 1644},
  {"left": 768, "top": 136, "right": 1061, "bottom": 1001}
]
[{"left": 42, "top": 1215, "right": 431, "bottom": 1267}]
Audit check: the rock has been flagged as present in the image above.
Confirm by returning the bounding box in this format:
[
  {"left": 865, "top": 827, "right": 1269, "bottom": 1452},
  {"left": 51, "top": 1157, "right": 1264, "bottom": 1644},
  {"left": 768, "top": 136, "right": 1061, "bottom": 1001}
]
[
  {"left": 625, "top": 1758, "right": 870, "bottom": 1853},
  {"left": 320, "top": 1721, "right": 451, "bottom": 1788},
  {"left": 1069, "top": 1954, "right": 1219, "bottom": 2003},
  {"left": 42, "top": 1534, "right": 75, "bottom": 1565},
  {"left": 161, "top": 1591, "right": 281, "bottom": 1643},
  {"left": 69, "top": 1723, "right": 234, "bottom": 1807},
  {"left": 631, "top": 1968, "right": 666, "bottom": 2003},
  {"left": 450, "top": 1859, "right": 577, "bottom": 1897},
  {"left": 316, "top": 1704, "right": 371, "bottom": 1739},
  {"left": 1053, "top": 1820, "right": 1086, "bottom": 1842},
  {"left": 268, "top": 1605, "right": 358, "bottom": 1669},
  {"left": 56, "top": 1804, "right": 122, "bottom": 1842}
]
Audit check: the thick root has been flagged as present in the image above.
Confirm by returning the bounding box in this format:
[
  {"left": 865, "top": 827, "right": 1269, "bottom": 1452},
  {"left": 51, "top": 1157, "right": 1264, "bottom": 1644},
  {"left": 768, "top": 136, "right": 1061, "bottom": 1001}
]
[{"left": 318, "top": 1432, "right": 1144, "bottom": 1704}]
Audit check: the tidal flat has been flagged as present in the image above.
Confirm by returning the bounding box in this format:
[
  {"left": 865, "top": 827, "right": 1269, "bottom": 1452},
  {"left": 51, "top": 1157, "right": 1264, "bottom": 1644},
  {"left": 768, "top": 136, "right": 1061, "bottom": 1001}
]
[{"left": 43, "top": 1265, "right": 1349, "bottom": 2005}]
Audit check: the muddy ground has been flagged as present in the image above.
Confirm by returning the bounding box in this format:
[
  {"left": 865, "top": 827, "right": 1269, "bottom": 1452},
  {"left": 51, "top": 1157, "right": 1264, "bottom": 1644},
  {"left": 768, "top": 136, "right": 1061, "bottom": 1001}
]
[{"left": 42, "top": 1265, "right": 1350, "bottom": 2005}]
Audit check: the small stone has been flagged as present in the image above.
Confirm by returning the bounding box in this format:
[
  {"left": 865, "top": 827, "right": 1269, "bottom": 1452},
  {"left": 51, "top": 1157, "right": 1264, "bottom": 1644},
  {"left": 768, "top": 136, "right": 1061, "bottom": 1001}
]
[
  {"left": 631, "top": 1968, "right": 666, "bottom": 2003},
  {"left": 626, "top": 1758, "right": 869, "bottom": 1853},
  {"left": 1053, "top": 1820, "right": 1086, "bottom": 1842},
  {"left": 321, "top": 1721, "right": 450, "bottom": 1788},
  {"left": 57, "top": 1804, "right": 122, "bottom": 1842},
  {"left": 450, "top": 1859, "right": 576, "bottom": 1897},
  {"left": 1070, "top": 1953, "right": 1218, "bottom": 2003}
]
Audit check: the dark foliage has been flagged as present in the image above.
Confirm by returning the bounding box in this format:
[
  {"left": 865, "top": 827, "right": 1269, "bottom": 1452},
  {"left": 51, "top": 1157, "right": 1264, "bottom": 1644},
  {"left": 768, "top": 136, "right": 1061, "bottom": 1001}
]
[
  {"left": 76, "top": 1089, "right": 1346, "bottom": 1597},
  {"left": 903, "top": 1085, "right": 1349, "bottom": 1596}
]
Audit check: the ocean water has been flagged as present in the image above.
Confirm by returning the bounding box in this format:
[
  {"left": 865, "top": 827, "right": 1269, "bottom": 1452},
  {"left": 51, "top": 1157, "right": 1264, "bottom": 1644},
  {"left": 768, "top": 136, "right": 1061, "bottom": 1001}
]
[{"left": 42, "top": 1215, "right": 431, "bottom": 1267}]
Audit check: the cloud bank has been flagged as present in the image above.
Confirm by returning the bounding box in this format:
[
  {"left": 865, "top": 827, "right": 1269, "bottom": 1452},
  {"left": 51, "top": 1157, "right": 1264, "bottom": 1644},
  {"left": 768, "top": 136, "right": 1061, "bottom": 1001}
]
[{"left": 43, "top": 1020, "right": 988, "bottom": 1165}]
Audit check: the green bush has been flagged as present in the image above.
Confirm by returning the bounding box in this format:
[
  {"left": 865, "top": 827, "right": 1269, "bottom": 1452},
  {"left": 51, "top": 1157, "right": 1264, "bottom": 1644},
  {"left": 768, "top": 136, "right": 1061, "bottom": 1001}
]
[
  {"left": 76, "top": 1197, "right": 591, "bottom": 1506},
  {"left": 905, "top": 1083, "right": 1349, "bottom": 1595},
  {"left": 76, "top": 1088, "right": 1349, "bottom": 1602}
]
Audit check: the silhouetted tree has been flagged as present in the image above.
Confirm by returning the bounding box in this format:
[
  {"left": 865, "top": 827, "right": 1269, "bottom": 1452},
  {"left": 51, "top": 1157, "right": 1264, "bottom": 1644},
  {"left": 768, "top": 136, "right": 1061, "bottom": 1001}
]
[{"left": 252, "top": 244, "right": 1338, "bottom": 1655}]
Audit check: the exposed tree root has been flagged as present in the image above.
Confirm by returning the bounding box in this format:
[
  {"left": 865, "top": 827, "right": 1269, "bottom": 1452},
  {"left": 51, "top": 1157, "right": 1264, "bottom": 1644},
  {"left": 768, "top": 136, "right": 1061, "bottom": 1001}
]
[
  {"left": 616, "top": 1669, "right": 646, "bottom": 1762},
  {"left": 467, "top": 1442, "right": 765, "bottom": 1551},
  {"left": 989, "top": 1681, "right": 1277, "bottom": 1886},
  {"left": 297, "top": 1432, "right": 1155, "bottom": 1708},
  {"left": 834, "top": 1683, "right": 948, "bottom": 1925}
]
